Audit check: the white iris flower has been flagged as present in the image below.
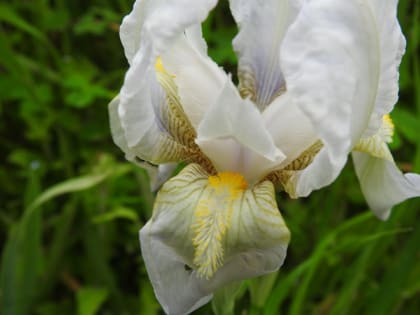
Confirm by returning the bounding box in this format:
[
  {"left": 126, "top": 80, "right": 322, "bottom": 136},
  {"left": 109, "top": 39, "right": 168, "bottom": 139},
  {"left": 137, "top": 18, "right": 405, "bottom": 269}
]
[{"left": 109, "top": 0, "right": 420, "bottom": 314}]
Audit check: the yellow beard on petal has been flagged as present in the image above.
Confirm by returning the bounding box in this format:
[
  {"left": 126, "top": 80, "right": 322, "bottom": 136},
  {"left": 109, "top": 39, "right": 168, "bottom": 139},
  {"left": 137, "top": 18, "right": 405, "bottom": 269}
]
[
  {"left": 208, "top": 172, "right": 248, "bottom": 193},
  {"left": 192, "top": 172, "right": 247, "bottom": 279}
]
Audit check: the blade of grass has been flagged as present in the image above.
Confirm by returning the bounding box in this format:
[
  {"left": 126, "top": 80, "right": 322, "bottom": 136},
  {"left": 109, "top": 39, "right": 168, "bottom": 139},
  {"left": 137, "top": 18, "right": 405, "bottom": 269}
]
[
  {"left": 1, "top": 164, "right": 127, "bottom": 315},
  {"left": 264, "top": 260, "right": 312, "bottom": 315},
  {"left": 39, "top": 198, "right": 80, "bottom": 297},
  {"left": 365, "top": 213, "right": 420, "bottom": 315},
  {"left": 81, "top": 217, "right": 121, "bottom": 311},
  {"left": 26, "top": 172, "right": 113, "bottom": 214},
  {"left": 249, "top": 272, "right": 278, "bottom": 313},
  {"left": 76, "top": 287, "right": 109, "bottom": 315},
  {"left": 0, "top": 4, "right": 61, "bottom": 62},
  {"left": 328, "top": 206, "right": 411, "bottom": 315},
  {"left": 288, "top": 212, "right": 373, "bottom": 315},
  {"left": 1, "top": 227, "right": 24, "bottom": 315},
  {"left": 0, "top": 166, "right": 43, "bottom": 315}
]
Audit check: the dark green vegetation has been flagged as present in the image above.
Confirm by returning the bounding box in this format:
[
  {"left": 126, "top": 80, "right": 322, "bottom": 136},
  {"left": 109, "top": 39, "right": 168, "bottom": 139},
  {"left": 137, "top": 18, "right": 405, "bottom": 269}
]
[{"left": 1, "top": 1, "right": 419, "bottom": 314}]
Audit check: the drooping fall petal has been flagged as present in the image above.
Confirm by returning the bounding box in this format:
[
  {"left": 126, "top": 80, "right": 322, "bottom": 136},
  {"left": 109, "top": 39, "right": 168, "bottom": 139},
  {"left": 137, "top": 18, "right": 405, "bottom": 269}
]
[
  {"left": 140, "top": 164, "right": 290, "bottom": 315},
  {"left": 352, "top": 152, "right": 420, "bottom": 220}
]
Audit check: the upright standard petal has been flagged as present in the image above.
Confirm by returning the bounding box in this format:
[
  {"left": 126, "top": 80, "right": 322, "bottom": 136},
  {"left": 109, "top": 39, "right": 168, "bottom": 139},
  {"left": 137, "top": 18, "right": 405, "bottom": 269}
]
[
  {"left": 280, "top": 0, "right": 382, "bottom": 196},
  {"left": 196, "top": 79, "right": 285, "bottom": 184},
  {"left": 120, "top": 0, "right": 217, "bottom": 64},
  {"left": 113, "top": 73, "right": 193, "bottom": 165},
  {"left": 349, "top": 1, "right": 412, "bottom": 220},
  {"left": 161, "top": 34, "right": 227, "bottom": 128},
  {"left": 117, "top": 0, "right": 217, "bottom": 162},
  {"left": 109, "top": 95, "right": 132, "bottom": 160},
  {"left": 230, "top": 0, "right": 302, "bottom": 109},
  {"left": 119, "top": 0, "right": 150, "bottom": 64},
  {"left": 363, "top": 0, "right": 406, "bottom": 135},
  {"left": 140, "top": 164, "right": 290, "bottom": 315},
  {"left": 352, "top": 152, "right": 420, "bottom": 220},
  {"left": 109, "top": 95, "right": 178, "bottom": 191},
  {"left": 263, "top": 92, "right": 317, "bottom": 168}
]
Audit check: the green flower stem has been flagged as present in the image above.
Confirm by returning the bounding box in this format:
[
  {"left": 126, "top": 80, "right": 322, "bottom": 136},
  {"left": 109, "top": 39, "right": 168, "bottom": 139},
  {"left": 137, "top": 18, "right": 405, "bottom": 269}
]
[{"left": 212, "top": 281, "right": 244, "bottom": 315}]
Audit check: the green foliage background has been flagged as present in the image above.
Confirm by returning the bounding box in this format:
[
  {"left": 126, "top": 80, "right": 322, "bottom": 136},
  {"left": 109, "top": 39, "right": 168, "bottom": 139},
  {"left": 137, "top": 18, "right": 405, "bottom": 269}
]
[{"left": 0, "top": 1, "right": 419, "bottom": 314}]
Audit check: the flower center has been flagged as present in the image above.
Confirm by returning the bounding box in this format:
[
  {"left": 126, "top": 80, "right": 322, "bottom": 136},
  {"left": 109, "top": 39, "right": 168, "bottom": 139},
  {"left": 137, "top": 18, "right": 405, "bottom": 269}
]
[
  {"left": 192, "top": 172, "right": 248, "bottom": 279},
  {"left": 208, "top": 172, "right": 248, "bottom": 193}
]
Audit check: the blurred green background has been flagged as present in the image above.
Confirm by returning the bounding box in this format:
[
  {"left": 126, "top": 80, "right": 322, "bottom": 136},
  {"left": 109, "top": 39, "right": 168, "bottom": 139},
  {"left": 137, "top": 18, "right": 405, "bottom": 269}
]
[{"left": 0, "top": 1, "right": 419, "bottom": 314}]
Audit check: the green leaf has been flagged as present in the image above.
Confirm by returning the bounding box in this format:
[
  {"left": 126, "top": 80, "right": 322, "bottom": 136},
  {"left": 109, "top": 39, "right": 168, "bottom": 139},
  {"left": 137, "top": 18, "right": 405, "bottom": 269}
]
[
  {"left": 365, "top": 221, "right": 420, "bottom": 315},
  {"left": 26, "top": 172, "right": 111, "bottom": 214},
  {"left": 0, "top": 167, "right": 44, "bottom": 315},
  {"left": 1, "top": 227, "right": 25, "bottom": 315},
  {"left": 391, "top": 108, "right": 420, "bottom": 144},
  {"left": 0, "top": 4, "right": 48, "bottom": 43},
  {"left": 74, "top": 8, "right": 119, "bottom": 35},
  {"left": 1, "top": 162, "right": 124, "bottom": 315},
  {"left": 91, "top": 206, "right": 139, "bottom": 224},
  {"left": 248, "top": 272, "right": 278, "bottom": 311},
  {"left": 212, "top": 281, "right": 244, "bottom": 315},
  {"left": 139, "top": 279, "right": 160, "bottom": 315},
  {"left": 289, "top": 212, "right": 373, "bottom": 315},
  {"left": 264, "top": 262, "right": 311, "bottom": 315},
  {"left": 76, "top": 287, "right": 109, "bottom": 315}
]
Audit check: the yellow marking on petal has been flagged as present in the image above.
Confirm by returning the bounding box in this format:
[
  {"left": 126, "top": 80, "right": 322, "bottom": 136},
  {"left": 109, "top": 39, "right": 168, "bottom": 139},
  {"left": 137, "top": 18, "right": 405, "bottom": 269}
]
[
  {"left": 265, "top": 141, "right": 323, "bottom": 198},
  {"left": 155, "top": 56, "right": 165, "bottom": 73},
  {"left": 208, "top": 172, "right": 248, "bottom": 193},
  {"left": 382, "top": 114, "right": 394, "bottom": 143},
  {"left": 153, "top": 57, "right": 216, "bottom": 173},
  {"left": 354, "top": 115, "right": 394, "bottom": 161},
  {"left": 155, "top": 56, "right": 176, "bottom": 77},
  {"left": 154, "top": 57, "right": 196, "bottom": 147},
  {"left": 284, "top": 140, "right": 323, "bottom": 171},
  {"left": 192, "top": 172, "right": 247, "bottom": 279}
]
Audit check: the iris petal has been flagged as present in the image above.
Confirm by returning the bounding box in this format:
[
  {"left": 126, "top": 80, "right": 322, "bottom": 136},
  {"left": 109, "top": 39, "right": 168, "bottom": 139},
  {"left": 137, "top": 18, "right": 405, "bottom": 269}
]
[
  {"left": 230, "top": 0, "right": 302, "bottom": 109},
  {"left": 263, "top": 93, "right": 317, "bottom": 169},
  {"left": 161, "top": 34, "right": 227, "bottom": 128},
  {"left": 116, "top": 0, "right": 217, "bottom": 161},
  {"left": 280, "top": 0, "right": 382, "bottom": 196},
  {"left": 363, "top": 0, "right": 406, "bottom": 135},
  {"left": 196, "top": 79, "right": 285, "bottom": 184},
  {"left": 352, "top": 152, "right": 420, "bottom": 220},
  {"left": 140, "top": 164, "right": 290, "bottom": 314}
]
